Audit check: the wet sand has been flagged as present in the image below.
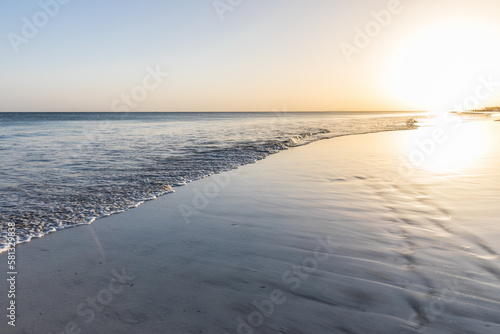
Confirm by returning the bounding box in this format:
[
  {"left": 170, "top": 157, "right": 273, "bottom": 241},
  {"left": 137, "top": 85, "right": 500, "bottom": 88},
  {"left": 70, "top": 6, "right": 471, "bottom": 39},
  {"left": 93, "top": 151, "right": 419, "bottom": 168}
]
[{"left": 1, "top": 121, "right": 499, "bottom": 334}]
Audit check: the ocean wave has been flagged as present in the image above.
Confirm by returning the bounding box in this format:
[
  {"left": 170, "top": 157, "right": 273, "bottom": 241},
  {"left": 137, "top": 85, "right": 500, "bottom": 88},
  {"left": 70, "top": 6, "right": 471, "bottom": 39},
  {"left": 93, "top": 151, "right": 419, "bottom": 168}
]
[{"left": 0, "top": 112, "right": 436, "bottom": 252}]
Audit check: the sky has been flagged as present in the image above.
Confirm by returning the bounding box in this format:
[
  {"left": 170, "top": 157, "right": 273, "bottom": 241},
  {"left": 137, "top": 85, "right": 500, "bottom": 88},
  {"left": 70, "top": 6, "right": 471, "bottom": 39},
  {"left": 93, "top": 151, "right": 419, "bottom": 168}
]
[{"left": 1, "top": 0, "right": 500, "bottom": 112}]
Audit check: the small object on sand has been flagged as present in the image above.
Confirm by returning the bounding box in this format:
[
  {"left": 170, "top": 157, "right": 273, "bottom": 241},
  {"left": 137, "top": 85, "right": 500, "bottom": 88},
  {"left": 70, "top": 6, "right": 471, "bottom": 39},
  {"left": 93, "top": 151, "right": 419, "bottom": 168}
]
[{"left": 406, "top": 118, "right": 417, "bottom": 127}]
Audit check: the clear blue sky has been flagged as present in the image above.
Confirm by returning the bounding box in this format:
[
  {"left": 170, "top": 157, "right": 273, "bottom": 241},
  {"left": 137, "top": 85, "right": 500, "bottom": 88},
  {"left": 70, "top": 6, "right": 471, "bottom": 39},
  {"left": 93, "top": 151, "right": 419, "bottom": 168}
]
[{"left": 1, "top": 0, "right": 500, "bottom": 112}]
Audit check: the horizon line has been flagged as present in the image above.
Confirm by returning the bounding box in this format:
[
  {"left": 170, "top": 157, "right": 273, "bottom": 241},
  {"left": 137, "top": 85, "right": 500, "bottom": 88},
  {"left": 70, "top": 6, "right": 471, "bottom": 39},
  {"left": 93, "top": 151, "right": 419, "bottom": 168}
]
[{"left": 0, "top": 110, "right": 428, "bottom": 113}]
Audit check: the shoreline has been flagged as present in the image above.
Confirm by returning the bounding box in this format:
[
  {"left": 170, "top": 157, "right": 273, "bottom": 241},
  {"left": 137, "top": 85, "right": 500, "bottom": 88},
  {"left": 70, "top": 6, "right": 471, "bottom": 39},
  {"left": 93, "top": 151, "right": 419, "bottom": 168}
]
[
  {"left": 1, "top": 121, "right": 500, "bottom": 333},
  {"left": 1, "top": 118, "right": 423, "bottom": 255}
]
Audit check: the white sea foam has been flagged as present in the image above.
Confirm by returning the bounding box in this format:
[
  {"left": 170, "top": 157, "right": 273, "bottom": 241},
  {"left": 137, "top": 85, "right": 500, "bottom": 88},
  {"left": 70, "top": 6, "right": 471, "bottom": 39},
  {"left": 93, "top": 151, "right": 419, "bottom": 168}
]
[{"left": 1, "top": 111, "right": 483, "bottom": 252}]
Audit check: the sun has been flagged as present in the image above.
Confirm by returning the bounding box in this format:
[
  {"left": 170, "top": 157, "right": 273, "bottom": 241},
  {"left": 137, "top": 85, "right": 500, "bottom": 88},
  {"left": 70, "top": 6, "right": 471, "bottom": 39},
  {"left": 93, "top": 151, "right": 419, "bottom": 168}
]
[{"left": 384, "top": 20, "right": 500, "bottom": 114}]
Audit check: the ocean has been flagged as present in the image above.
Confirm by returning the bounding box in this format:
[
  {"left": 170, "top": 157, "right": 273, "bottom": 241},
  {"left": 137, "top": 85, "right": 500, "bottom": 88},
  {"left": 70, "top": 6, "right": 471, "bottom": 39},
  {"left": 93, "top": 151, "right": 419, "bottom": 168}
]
[{"left": 0, "top": 110, "right": 464, "bottom": 251}]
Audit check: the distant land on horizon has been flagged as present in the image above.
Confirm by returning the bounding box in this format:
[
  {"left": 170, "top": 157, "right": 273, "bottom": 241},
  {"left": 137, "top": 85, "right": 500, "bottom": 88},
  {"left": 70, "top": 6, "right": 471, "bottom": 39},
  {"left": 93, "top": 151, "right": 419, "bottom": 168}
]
[{"left": 474, "top": 106, "right": 500, "bottom": 111}]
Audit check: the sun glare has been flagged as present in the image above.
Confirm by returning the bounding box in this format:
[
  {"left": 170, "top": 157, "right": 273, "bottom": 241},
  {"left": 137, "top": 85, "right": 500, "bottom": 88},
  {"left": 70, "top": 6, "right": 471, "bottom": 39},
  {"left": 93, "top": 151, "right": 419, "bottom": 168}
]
[
  {"left": 385, "top": 21, "right": 500, "bottom": 114},
  {"left": 406, "top": 121, "right": 491, "bottom": 174}
]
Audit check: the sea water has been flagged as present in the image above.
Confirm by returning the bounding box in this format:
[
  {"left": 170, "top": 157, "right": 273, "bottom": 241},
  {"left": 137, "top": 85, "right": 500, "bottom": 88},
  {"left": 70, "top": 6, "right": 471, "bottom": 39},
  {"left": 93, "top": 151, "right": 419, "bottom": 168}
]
[{"left": 0, "top": 111, "right": 488, "bottom": 251}]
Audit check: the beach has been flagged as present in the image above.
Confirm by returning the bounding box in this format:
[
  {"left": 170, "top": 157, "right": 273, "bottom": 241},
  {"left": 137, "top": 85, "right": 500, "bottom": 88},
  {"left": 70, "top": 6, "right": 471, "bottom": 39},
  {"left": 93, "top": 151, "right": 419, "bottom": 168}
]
[{"left": 1, "top": 120, "right": 500, "bottom": 334}]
